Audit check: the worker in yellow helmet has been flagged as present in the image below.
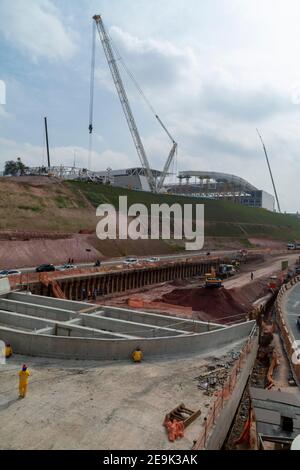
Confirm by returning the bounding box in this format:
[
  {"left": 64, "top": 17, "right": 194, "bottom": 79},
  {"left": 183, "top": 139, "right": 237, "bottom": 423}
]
[
  {"left": 19, "top": 364, "right": 31, "bottom": 398},
  {"left": 5, "top": 343, "right": 13, "bottom": 358},
  {"left": 132, "top": 347, "right": 143, "bottom": 363}
]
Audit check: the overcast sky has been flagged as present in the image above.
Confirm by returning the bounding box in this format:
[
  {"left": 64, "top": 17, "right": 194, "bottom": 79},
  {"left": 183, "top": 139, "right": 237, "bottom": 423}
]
[{"left": 1, "top": 0, "right": 300, "bottom": 211}]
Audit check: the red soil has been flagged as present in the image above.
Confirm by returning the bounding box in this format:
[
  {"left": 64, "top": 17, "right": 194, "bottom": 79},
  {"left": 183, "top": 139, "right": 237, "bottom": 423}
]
[{"left": 161, "top": 287, "right": 250, "bottom": 324}]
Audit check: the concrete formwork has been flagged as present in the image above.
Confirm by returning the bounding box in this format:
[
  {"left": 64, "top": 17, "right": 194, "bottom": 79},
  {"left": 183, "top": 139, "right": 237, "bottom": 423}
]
[
  {"left": 0, "top": 320, "right": 255, "bottom": 360},
  {"left": 100, "top": 306, "right": 222, "bottom": 333},
  {"left": 0, "top": 291, "right": 255, "bottom": 361}
]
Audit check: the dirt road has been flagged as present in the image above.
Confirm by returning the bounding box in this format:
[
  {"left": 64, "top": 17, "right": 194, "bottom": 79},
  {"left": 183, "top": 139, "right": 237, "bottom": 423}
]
[{"left": 225, "top": 254, "right": 299, "bottom": 289}]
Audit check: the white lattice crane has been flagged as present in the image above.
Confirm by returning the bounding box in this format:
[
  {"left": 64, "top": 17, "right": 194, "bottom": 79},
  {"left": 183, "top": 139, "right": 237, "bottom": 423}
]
[{"left": 89, "top": 14, "right": 177, "bottom": 192}]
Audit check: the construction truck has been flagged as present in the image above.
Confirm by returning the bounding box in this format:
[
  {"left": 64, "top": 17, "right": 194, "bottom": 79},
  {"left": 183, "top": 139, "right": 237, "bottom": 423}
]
[
  {"left": 205, "top": 273, "right": 223, "bottom": 288},
  {"left": 217, "top": 264, "right": 236, "bottom": 279}
]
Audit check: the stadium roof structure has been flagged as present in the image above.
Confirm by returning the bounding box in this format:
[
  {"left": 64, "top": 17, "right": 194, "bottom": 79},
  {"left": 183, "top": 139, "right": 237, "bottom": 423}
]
[{"left": 178, "top": 171, "right": 258, "bottom": 192}]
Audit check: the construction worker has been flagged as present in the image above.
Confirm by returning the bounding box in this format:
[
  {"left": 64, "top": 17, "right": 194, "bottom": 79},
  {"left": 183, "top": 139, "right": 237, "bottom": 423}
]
[
  {"left": 19, "top": 364, "right": 30, "bottom": 398},
  {"left": 5, "top": 343, "right": 12, "bottom": 358},
  {"left": 132, "top": 347, "right": 143, "bottom": 363}
]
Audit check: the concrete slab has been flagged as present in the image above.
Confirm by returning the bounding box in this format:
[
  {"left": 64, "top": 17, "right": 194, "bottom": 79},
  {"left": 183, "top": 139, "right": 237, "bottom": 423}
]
[{"left": 0, "top": 339, "right": 246, "bottom": 450}]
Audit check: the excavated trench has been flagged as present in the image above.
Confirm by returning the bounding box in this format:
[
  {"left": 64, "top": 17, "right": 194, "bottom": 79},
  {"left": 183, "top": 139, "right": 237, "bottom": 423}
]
[{"left": 223, "top": 300, "right": 296, "bottom": 450}]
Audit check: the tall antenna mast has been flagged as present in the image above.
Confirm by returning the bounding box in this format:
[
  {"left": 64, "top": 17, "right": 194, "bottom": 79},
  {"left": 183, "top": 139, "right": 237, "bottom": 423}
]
[
  {"left": 44, "top": 116, "right": 51, "bottom": 169},
  {"left": 256, "top": 129, "right": 281, "bottom": 213}
]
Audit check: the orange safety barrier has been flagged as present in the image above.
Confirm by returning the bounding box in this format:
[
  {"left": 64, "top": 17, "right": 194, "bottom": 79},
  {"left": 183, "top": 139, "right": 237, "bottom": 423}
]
[
  {"left": 38, "top": 274, "right": 67, "bottom": 300},
  {"left": 193, "top": 329, "right": 257, "bottom": 450},
  {"left": 266, "top": 351, "right": 279, "bottom": 390},
  {"left": 128, "top": 298, "right": 144, "bottom": 308},
  {"left": 163, "top": 418, "right": 185, "bottom": 442},
  {"left": 233, "top": 406, "right": 252, "bottom": 446},
  {"left": 51, "top": 280, "right": 67, "bottom": 300}
]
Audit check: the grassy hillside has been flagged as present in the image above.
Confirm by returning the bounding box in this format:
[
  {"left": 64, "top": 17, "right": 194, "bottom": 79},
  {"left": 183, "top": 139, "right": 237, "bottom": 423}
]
[
  {"left": 0, "top": 176, "right": 299, "bottom": 244},
  {"left": 67, "top": 181, "right": 300, "bottom": 242},
  {"left": 0, "top": 177, "right": 96, "bottom": 232}
]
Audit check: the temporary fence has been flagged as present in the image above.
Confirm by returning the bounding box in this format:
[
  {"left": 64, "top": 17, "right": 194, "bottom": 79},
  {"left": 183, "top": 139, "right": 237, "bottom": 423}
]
[{"left": 192, "top": 324, "right": 258, "bottom": 450}]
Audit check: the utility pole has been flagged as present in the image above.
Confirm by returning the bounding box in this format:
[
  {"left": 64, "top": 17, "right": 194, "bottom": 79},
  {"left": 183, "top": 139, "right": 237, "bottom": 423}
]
[
  {"left": 256, "top": 129, "right": 281, "bottom": 213},
  {"left": 44, "top": 117, "right": 51, "bottom": 168}
]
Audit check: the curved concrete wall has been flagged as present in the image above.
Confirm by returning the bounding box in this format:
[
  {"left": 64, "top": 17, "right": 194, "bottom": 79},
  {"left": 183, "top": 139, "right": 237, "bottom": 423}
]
[
  {"left": 275, "top": 276, "right": 300, "bottom": 384},
  {"left": 0, "top": 320, "right": 255, "bottom": 361}
]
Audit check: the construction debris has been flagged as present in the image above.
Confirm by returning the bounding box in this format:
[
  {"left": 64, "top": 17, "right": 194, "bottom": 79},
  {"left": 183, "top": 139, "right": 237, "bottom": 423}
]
[
  {"left": 194, "top": 350, "right": 241, "bottom": 395},
  {"left": 163, "top": 403, "right": 201, "bottom": 441}
]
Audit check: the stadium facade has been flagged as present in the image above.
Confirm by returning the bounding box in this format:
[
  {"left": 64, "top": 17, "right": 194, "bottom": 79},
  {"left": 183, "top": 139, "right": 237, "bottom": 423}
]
[
  {"left": 165, "top": 171, "right": 275, "bottom": 211},
  {"left": 94, "top": 167, "right": 164, "bottom": 192}
]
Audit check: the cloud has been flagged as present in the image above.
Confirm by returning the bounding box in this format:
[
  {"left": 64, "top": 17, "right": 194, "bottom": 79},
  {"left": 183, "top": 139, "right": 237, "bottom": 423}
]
[
  {"left": 106, "top": 23, "right": 296, "bottom": 125},
  {"left": 0, "top": 0, "right": 77, "bottom": 61},
  {"left": 105, "top": 25, "right": 202, "bottom": 101},
  {"left": 2, "top": 0, "right": 300, "bottom": 212},
  {"left": 0, "top": 104, "right": 13, "bottom": 119}
]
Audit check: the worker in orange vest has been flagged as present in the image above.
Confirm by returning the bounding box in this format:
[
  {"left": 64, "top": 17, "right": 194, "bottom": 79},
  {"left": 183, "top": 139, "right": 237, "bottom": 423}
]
[
  {"left": 19, "top": 364, "right": 31, "bottom": 398},
  {"left": 132, "top": 347, "right": 143, "bottom": 363},
  {"left": 5, "top": 343, "right": 13, "bottom": 358}
]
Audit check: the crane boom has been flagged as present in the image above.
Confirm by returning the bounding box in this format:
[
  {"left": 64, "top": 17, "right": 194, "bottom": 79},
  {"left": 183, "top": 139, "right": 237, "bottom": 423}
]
[
  {"left": 157, "top": 142, "right": 177, "bottom": 191},
  {"left": 154, "top": 114, "right": 177, "bottom": 190},
  {"left": 93, "top": 15, "right": 157, "bottom": 192},
  {"left": 155, "top": 114, "right": 176, "bottom": 144},
  {"left": 256, "top": 129, "right": 281, "bottom": 213}
]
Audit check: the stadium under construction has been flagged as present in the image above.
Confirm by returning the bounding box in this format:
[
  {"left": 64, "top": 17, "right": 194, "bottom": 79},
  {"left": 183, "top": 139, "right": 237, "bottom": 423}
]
[
  {"left": 12, "top": 165, "right": 275, "bottom": 211},
  {"left": 165, "top": 170, "right": 275, "bottom": 211}
]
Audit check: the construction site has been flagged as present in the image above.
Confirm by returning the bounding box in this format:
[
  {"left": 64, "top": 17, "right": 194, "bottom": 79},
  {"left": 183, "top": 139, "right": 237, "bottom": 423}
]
[
  {"left": 0, "top": 245, "right": 300, "bottom": 450},
  {"left": 1, "top": 7, "right": 300, "bottom": 456}
]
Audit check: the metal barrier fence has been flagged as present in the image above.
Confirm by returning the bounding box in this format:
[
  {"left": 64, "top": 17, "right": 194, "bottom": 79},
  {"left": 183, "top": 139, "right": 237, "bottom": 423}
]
[{"left": 193, "top": 325, "right": 258, "bottom": 450}]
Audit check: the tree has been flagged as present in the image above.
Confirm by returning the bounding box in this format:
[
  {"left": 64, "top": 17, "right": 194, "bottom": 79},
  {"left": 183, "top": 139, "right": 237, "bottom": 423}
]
[{"left": 4, "top": 157, "right": 28, "bottom": 176}]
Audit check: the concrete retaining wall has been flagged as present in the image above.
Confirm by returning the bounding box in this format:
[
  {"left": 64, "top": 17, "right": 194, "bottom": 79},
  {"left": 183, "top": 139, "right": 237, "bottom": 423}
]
[
  {"left": 7, "top": 292, "right": 93, "bottom": 312},
  {"left": 0, "top": 278, "right": 10, "bottom": 295},
  {"left": 0, "top": 320, "right": 255, "bottom": 360},
  {"left": 54, "top": 322, "right": 123, "bottom": 339},
  {"left": 81, "top": 313, "right": 186, "bottom": 337},
  {"left": 0, "top": 310, "right": 50, "bottom": 331},
  {"left": 100, "top": 306, "right": 222, "bottom": 333},
  {"left": 275, "top": 277, "right": 300, "bottom": 384},
  {"left": 23, "top": 259, "right": 222, "bottom": 300},
  {"left": 0, "top": 298, "right": 76, "bottom": 321}
]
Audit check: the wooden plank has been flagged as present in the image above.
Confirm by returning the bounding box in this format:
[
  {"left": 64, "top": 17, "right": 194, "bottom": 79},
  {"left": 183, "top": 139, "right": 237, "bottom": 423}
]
[
  {"left": 250, "top": 387, "right": 300, "bottom": 407},
  {"left": 254, "top": 408, "right": 281, "bottom": 425},
  {"left": 252, "top": 398, "right": 300, "bottom": 417}
]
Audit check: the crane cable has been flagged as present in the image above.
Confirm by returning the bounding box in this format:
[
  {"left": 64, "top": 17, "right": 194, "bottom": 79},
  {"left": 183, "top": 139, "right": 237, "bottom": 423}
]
[
  {"left": 89, "top": 20, "right": 177, "bottom": 180},
  {"left": 108, "top": 32, "right": 175, "bottom": 144},
  {"left": 88, "top": 19, "right": 96, "bottom": 170}
]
